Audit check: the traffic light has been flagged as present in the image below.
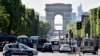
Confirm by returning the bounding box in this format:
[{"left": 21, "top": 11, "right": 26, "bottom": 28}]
[
  {"left": 77, "top": 21, "right": 82, "bottom": 30},
  {"left": 69, "top": 30, "right": 72, "bottom": 33},
  {"left": 69, "top": 30, "right": 73, "bottom": 38}
]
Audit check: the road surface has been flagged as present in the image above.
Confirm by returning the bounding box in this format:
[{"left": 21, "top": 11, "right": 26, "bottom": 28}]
[{"left": 0, "top": 50, "right": 100, "bottom": 56}]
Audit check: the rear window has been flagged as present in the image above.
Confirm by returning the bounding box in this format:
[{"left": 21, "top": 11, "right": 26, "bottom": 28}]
[
  {"left": 90, "top": 42, "right": 93, "bottom": 46},
  {"left": 84, "top": 42, "right": 88, "bottom": 46},
  {"left": 84, "top": 41, "right": 94, "bottom": 46},
  {"left": 8, "top": 45, "right": 12, "bottom": 48},
  {"left": 8, "top": 45, "right": 19, "bottom": 48},
  {"left": 51, "top": 41, "right": 59, "bottom": 45}
]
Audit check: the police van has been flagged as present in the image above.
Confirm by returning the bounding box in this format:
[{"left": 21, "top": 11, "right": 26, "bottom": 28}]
[{"left": 81, "top": 38, "right": 98, "bottom": 54}]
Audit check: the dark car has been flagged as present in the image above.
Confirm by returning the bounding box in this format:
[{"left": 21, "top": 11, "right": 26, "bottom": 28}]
[
  {"left": 3, "top": 43, "right": 38, "bottom": 56},
  {"left": 42, "top": 43, "right": 53, "bottom": 53},
  {"left": 0, "top": 35, "right": 17, "bottom": 51}
]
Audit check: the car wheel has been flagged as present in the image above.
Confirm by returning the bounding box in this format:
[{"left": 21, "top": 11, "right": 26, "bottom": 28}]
[
  {"left": 51, "top": 51, "right": 53, "bottom": 53},
  {"left": 93, "top": 52, "right": 96, "bottom": 54},
  {"left": 42, "top": 51, "right": 44, "bottom": 53},
  {"left": 42, "top": 49, "right": 44, "bottom": 52},
  {"left": 28, "top": 53, "right": 33, "bottom": 56},
  {"left": 83, "top": 52, "right": 85, "bottom": 54},
  {"left": 93, "top": 51, "right": 98, "bottom": 55},
  {"left": 96, "top": 51, "right": 98, "bottom": 55},
  {"left": 5, "top": 53, "right": 11, "bottom": 56},
  {"left": 59, "top": 51, "right": 62, "bottom": 53},
  {"left": 42, "top": 50, "right": 44, "bottom": 53}
]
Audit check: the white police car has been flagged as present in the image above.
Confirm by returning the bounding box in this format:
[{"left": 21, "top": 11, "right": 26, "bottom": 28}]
[{"left": 3, "top": 43, "right": 38, "bottom": 56}]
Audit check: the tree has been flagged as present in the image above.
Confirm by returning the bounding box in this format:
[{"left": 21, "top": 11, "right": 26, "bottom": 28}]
[
  {"left": 38, "top": 21, "right": 50, "bottom": 36},
  {"left": 97, "top": 7, "right": 100, "bottom": 36},
  {"left": 25, "top": 9, "right": 35, "bottom": 36},
  {"left": 90, "top": 7, "right": 100, "bottom": 37},
  {"left": 0, "top": 0, "right": 40, "bottom": 36},
  {"left": 34, "top": 15, "right": 39, "bottom": 35},
  {"left": 0, "top": 5, "right": 10, "bottom": 34},
  {"left": 0, "top": 0, "right": 25, "bottom": 35},
  {"left": 90, "top": 8, "right": 97, "bottom": 36}
]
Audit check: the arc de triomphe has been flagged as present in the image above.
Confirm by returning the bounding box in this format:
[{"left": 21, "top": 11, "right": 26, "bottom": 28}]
[{"left": 45, "top": 3, "right": 72, "bottom": 36}]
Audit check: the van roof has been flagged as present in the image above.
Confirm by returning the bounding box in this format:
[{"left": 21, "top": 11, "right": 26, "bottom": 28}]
[
  {"left": 83, "top": 38, "right": 95, "bottom": 42},
  {"left": 30, "top": 36, "right": 38, "bottom": 39},
  {"left": 18, "top": 35, "right": 28, "bottom": 38},
  {"left": 83, "top": 38, "right": 94, "bottom": 40}
]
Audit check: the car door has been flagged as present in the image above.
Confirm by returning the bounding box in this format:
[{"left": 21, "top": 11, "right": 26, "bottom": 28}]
[
  {"left": 89, "top": 41, "right": 94, "bottom": 51},
  {"left": 19, "top": 44, "right": 28, "bottom": 55},
  {"left": 11, "top": 44, "right": 21, "bottom": 55}
]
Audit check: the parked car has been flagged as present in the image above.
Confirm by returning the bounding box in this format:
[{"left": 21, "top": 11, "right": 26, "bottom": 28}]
[
  {"left": 81, "top": 38, "right": 98, "bottom": 54},
  {"left": 3, "top": 43, "right": 38, "bottom": 56},
  {"left": 59, "top": 44, "right": 71, "bottom": 52},
  {"left": 0, "top": 35, "right": 17, "bottom": 51},
  {"left": 42, "top": 43, "right": 53, "bottom": 53}
]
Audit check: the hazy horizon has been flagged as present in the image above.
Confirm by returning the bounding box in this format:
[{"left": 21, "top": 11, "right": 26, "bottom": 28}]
[{"left": 21, "top": 0, "right": 100, "bottom": 16}]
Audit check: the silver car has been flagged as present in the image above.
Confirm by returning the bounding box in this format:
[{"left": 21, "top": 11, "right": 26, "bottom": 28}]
[
  {"left": 3, "top": 43, "right": 38, "bottom": 56},
  {"left": 59, "top": 44, "right": 71, "bottom": 52}
]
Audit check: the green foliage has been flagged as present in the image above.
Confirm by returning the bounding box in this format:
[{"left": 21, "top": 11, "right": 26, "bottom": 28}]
[
  {"left": 82, "top": 16, "right": 90, "bottom": 37},
  {"left": 67, "top": 23, "right": 77, "bottom": 36},
  {"left": 0, "top": 0, "right": 42, "bottom": 36},
  {"left": 23, "top": 9, "right": 40, "bottom": 36},
  {"left": 0, "top": 5, "right": 10, "bottom": 34},
  {"left": 90, "top": 7, "right": 100, "bottom": 37},
  {"left": 97, "top": 7, "right": 100, "bottom": 36},
  {"left": 38, "top": 21, "right": 50, "bottom": 36},
  {"left": 0, "top": 0, "right": 24, "bottom": 34}
]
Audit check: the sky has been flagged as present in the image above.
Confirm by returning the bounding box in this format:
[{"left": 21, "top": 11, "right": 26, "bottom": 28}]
[
  {"left": 21, "top": 0, "right": 100, "bottom": 30},
  {"left": 21, "top": 0, "right": 100, "bottom": 16}
]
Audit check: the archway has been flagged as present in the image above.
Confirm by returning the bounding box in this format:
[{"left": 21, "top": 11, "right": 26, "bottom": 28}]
[
  {"left": 54, "top": 14, "right": 63, "bottom": 30},
  {"left": 45, "top": 3, "right": 72, "bottom": 37}
]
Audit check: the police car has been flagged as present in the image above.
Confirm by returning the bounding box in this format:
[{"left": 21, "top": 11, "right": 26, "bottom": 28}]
[{"left": 3, "top": 43, "right": 38, "bottom": 56}]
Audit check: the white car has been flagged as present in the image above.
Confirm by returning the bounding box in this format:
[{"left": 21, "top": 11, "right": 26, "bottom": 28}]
[
  {"left": 3, "top": 43, "right": 38, "bottom": 56},
  {"left": 60, "top": 44, "right": 71, "bottom": 52}
]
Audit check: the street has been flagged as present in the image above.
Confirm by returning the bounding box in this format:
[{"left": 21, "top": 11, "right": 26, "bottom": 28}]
[{"left": 0, "top": 50, "right": 100, "bottom": 56}]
